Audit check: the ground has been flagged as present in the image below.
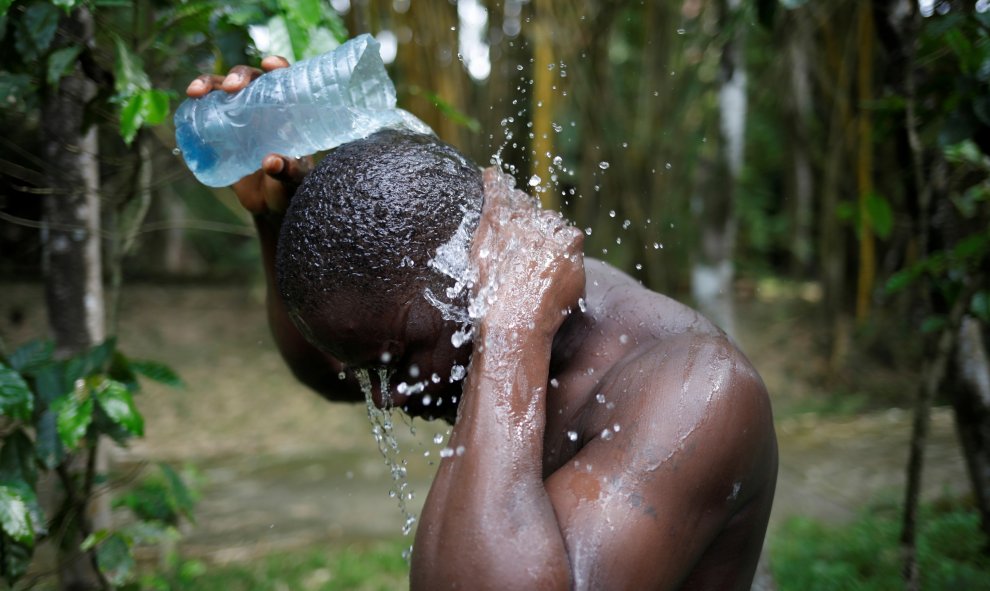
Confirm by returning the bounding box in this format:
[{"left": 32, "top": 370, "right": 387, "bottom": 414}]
[{"left": 0, "top": 281, "right": 970, "bottom": 583}]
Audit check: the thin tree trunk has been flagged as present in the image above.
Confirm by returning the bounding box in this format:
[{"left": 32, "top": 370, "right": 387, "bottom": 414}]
[
  {"left": 691, "top": 0, "right": 745, "bottom": 338},
  {"left": 40, "top": 7, "right": 108, "bottom": 590},
  {"left": 952, "top": 316, "right": 990, "bottom": 546},
  {"left": 855, "top": 2, "right": 876, "bottom": 323},
  {"left": 786, "top": 13, "right": 814, "bottom": 275}
]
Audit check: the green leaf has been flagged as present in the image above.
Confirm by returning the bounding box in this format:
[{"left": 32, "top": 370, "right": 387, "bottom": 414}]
[
  {"left": 0, "top": 431, "right": 37, "bottom": 489},
  {"left": 921, "top": 315, "right": 946, "bottom": 334},
  {"left": 95, "top": 533, "right": 134, "bottom": 586},
  {"left": 279, "top": 0, "right": 323, "bottom": 29},
  {"left": 52, "top": 392, "right": 94, "bottom": 450},
  {"left": 6, "top": 340, "right": 53, "bottom": 376},
  {"left": 0, "top": 486, "right": 34, "bottom": 545},
  {"left": 129, "top": 359, "right": 183, "bottom": 388},
  {"left": 33, "top": 363, "right": 67, "bottom": 405},
  {"left": 303, "top": 26, "right": 339, "bottom": 59},
  {"left": 119, "top": 92, "right": 145, "bottom": 145},
  {"left": 46, "top": 44, "right": 81, "bottom": 86},
  {"left": 93, "top": 379, "right": 143, "bottom": 437},
  {"left": 13, "top": 1, "right": 59, "bottom": 62},
  {"left": 159, "top": 463, "right": 196, "bottom": 521},
  {"left": 113, "top": 34, "right": 151, "bottom": 97},
  {"left": 864, "top": 192, "right": 893, "bottom": 240},
  {"left": 35, "top": 410, "right": 65, "bottom": 469},
  {"left": 0, "top": 1, "right": 12, "bottom": 20},
  {"left": 1, "top": 535, "right": 33, "bottom": 583},
  {"left": 64, "top": 338, "right": 117, "bottom": 384},
  {"left": 141, "top": 89, "right": 170, "bottom": 125},
  {"left": 0, "top": 363, "right": 33, "bottom": 422},
  {"left": 80, "top": 529, "right": 111, "bottom": 551}
]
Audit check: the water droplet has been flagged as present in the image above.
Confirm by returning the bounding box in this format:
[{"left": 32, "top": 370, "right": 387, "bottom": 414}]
[
  {"left": 567, "top": 431, "right": 579, "bottom": 441},
  {"left": 552, "top": 122, "right": 563, "bottom": 133},
  {"left": 584, "top": 227, "right": 593, "bottom": 236},
  {"left": 455, "top": 445, "right": 466, "bottom": 456},
  {"left": 450, "top": 364, "right": 467, "bottom": 382},
  {"left": 528, "top": 174, "right": 542, "bottom": 187},
  {"left": 516, "top": 64, "right": 524, "bottom": 71},
  {"left": 619, "top": 334, "right": 629, "bottom": 344},
  {"left": 172, "top": 147, "right": 181, "bottom": 156},
  {"left": 431, "top": 373, "right": 441, "bottom": 383},
  {"left": 665, "top": 162, "right": 672, "bottom": 170},
  {"left": 608, "top": 210, "right": 616, "bottom": 218},
  {"left": 550, "top": 378, "right": 560, "bottom": 388},
  {"left": 596, "top": 393, "right": 606, "bottom": 404},
  {"left": 422, "top": 394, "right": 432, "bottom": 406},
  {"left": 676, "top": 28, "right": 686, "bottom": 35},
  {"left": 578, "top": 298, "right": 587, "bottom": 312},
  {"left": 553, "top": 155, "right": 564, "bottom": 167},
  {"left": 622, "top": 219, "right": 631, "bottom": 229},
  {"left": 440, "top": 447, "right": 454, "bottom": 458},
  {"left": 599, "top": 161, "right": 610, "bottom": 170},
  {"left": 600, "top": 428, "right": 614, "bottom": 441},
  {"left": 433, "top": 433, "right": 444, "bottom": 445},
  {"left": 613, "top": 423, "right": 621, "bottom": 432},
  {"left": 380, "top": 352, "right": 392, "bottom": 363},
  {"left": 408, "top": 364, "right": 420, "bottom": 378},
  {"left": 338, "top": 371, "right": 347, "bottom": 380}
]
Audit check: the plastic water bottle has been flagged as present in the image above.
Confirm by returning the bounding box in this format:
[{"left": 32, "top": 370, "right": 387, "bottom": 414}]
[{"left": 174, "top": 34, "right": 432, "bottom": 187}]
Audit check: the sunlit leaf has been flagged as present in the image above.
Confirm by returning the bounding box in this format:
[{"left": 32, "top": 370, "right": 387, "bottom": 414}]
[
  {"left": 46, "top": 44, "right": 81, "bottom": 87},
  {"left": 0, "top": 0, "right": 12, "bottom": 20},
  {"left": 129, "top": 359, "right": 183, "bottom": 388},
  {"left": 304, "top": 27, "right": 339, "bottom": 59},
  {"left": 52, "top": 392, "right": 94, "bottom": 450},
  {"left": 95, "top": 533, "right": 134, "bottom": 586},
  {"left": 51, "top": 0, "right": 81, "bottom": 14},
  {"left": 120, "top": 92, "right": 145, "bottom": 145},
  {"left": 80, "top": 529, "right": 111, "bottom": 551},
  {"left": 279, "top": 0, "right": 323, "bottom": 29},
  {"left": 265, "top": 15, "right": 296, "bottom": 62},
  {"left": 12, "top": 2, "right": 59, "bottom": 62},
  {"left": 113, "top": 34, "right": 151, "bottom": 97},
  {"left": 93, "top": 379, "right": 143, "bottom": 437},
  {"left": 0, "top": 364, "right": 33, "bottom": 422},
  {"left": 0, "top": 486, "right": 34, "bottom": 545}
]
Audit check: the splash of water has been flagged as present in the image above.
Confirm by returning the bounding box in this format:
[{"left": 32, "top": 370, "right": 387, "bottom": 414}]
[{"left": 355, "top": 368, "right": 418, "bottom": 544}]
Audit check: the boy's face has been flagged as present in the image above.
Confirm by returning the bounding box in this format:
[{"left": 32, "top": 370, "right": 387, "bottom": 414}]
[{"left": 291, "top": 292, "right": 471, "bottom": 419}]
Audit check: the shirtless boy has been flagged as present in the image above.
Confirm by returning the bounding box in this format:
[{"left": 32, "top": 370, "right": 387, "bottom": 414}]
[{"left": 186, "top": 57, "right": 777, "bottom": 591}]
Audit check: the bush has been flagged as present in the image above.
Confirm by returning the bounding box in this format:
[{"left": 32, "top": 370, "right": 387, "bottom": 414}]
[{"left": 771, "top": 500, "right": 990, "bottom": 591}]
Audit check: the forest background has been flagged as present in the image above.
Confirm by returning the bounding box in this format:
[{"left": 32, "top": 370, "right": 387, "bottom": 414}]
[{"left": 1, "top": 0, "right": 989, "bottom": 589}]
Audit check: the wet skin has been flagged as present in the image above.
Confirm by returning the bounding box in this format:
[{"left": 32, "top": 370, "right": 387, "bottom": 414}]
[{"left": 189, "top": 65, "right": 778, "bottom": 590}]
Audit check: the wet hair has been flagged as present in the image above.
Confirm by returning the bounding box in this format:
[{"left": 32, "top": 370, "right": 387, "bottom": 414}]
[{"left": 276, "top": 129, "right": 483, "bottom": 319}]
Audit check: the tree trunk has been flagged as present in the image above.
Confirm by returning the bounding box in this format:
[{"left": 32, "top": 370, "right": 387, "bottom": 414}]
[
  {"left": 691, "top": 0, "right": 745, "bottom": 338},
  {"left": 40, "top": 7, "right": 108, "bottom": 590},
  {"left": 785, "top": 11, "right": 814, "bottom": 276},
  {"left": 952, "top": 316, "right": 990, "bottom": 547}
]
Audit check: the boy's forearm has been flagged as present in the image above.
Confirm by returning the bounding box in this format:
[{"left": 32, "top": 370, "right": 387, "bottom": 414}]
[{"left": 411, "top": 325, "right": 570, "bottom": 590}]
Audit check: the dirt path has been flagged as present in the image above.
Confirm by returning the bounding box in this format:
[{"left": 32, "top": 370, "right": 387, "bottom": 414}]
[{"left": 0, "top": 283, "right": 970, "bottom": 566}]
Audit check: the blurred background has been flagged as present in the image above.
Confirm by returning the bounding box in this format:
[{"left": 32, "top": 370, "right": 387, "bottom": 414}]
[{"left": 1, "top": 0, "right": 989, "bottom": 589}]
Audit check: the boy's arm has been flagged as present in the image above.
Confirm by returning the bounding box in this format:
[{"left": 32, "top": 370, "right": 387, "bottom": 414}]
[
  {"left": 410, "top": 169, "right": 777, "bottom": 590},
  {"left": 185, "top": 63, "right": 362, "bottom": 402}
]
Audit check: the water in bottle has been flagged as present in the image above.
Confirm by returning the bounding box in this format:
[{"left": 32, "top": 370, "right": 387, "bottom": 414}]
[{"left": 174, "top": 34, "right": 432, "bottom": 187}]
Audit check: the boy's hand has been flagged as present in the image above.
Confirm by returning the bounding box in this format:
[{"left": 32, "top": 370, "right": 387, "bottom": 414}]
[{"left": 184, "top": 56, "right": 312, "bottom": 215}]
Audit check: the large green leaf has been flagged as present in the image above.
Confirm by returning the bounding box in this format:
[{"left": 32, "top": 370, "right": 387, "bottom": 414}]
[
  {"left": 6, "top": 340, "right": 53, "bottom": 376},
  {"left": 864, "top": 193, "right": 893, "bottom": 240},
  {"left": 12, "top": 1, "right": 59, "bottom": 62},
  {"left": 119, "top": 88, "right": 172, "bottom": 144},
  {"left": 0, "top": 486, "right": 34, "bottom": 545},
  {"left": 64, "top": 338, "right": 117, "bottom": 384},
  {"left": 93, "top": 379, "right": 143, "bottom": 437},
  {"left": 52, "top": 392, "right": 94, "bottom": 450},
  {"left": 0, "top": 0, "right": 12, "bottom": 20},
  {"left": 0, "top": 431, "right": 37, "bottom": 489},
  {"left": 264, "top": 15, "right": 296, "bottom": 62},
  {"left": 33, "top": 363, "right": 67, "bottom": 405},
  {"left": 0, "top": 364, "right": 33, "bottom": 422},
  {"left": 113, "top": 34, "right": 151, "bottom": 97}
]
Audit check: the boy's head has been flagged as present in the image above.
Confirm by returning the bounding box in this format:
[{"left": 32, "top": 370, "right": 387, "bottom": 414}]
[{"left": 276, "top": 130, "right": 483, "bottom": 379}]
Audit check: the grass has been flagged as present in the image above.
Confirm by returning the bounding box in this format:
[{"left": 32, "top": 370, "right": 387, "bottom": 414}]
[
  {"left": 175, "top": 539, "right": 411, "bottom": 591},
  {"left": 771, "top": 498, "right": 990, "bottom": 591}
]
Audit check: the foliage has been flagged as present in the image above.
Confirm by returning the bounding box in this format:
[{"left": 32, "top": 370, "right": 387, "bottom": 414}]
[
  {"left": 0, "top": 338, "right": 191, "bottom": 588},
  {"left": 771, "top": 500, "right": 990, "bottom": 591},
  {"left": 182, "top": 539, "right": 411, "bottom": 591}
]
